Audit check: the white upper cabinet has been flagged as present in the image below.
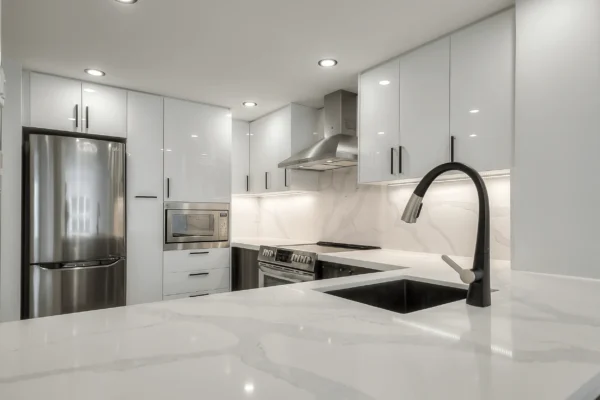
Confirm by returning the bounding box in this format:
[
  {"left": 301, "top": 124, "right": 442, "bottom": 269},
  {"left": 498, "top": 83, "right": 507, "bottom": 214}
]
[
  {"left": 249, "top": 104, "right": 319, "bottom": 194},
  {"left": 30, "top": 73, "right": 82, "bottom": 132},
  {"left": 164, "top": 98, "right": 232, "bottom": 203},
  {"left": 450, "top": 9, "right": 514, "bottom": 172},
  {"left": 400, "top": 37, "right": 450, "bottom": 179},
  {"left": 82, "top": 83, "right": 127, "bottom": 138},
  {"left": 126, "top": 91, "right": 164, "bottom": 305},
  {"left": 232, "top": 120, "right": 250, "bottom": 194},
  {"left": 359, "top": 57, "right": 400, "bottom": 184}
]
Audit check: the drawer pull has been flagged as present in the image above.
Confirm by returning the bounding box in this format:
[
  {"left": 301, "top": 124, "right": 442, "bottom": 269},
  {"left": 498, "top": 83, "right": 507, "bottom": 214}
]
[
  {"left": 135, "top": 195, "right": 158, "bottom": 199},
  {"left": 190, "top": 251, "right": 209, "bottom": 255},
  {"left": 189, "top": 272, "right": 209, "bottom": 277},
  {"left": 190, "top": 293, "right": 209, "bottom": 298}
]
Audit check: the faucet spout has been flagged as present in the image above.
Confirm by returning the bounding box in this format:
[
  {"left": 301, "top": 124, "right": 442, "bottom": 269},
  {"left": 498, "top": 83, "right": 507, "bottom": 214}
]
[{"left": 401, "top": 162, "right": 491, "bottom": 308}]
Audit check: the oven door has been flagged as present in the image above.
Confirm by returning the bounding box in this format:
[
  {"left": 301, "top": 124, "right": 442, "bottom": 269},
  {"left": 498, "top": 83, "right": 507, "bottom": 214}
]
[
  {"left": 258, "top": 263, "right": 314, "bottom": 288},
  {"left": 166, "top": 209, "right": 221, "bottom": 243}
]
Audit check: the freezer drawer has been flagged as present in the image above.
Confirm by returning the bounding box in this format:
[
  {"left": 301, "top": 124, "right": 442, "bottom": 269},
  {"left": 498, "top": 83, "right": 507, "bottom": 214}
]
[
  {"left": 163, "top": 268, "right": 230, "bottom": 296},
  {"left": 29, "top": 259, "right": 126, "bottom": 318}
]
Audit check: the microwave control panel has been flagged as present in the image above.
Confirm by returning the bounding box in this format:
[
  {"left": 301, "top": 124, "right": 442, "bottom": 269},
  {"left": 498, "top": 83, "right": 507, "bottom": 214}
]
[{"left": 218, "top": 212, "right": 229, "bottom": 240}]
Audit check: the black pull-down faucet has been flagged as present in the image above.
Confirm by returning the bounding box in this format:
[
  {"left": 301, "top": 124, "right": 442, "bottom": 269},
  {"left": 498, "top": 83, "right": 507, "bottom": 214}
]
[{"left": 401, "top": 162, "right": 491, "bottom": 308}]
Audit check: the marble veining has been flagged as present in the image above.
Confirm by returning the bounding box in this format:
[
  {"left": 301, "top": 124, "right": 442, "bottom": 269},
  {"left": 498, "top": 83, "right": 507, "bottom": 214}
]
[
  {"left": 1, "top": 249, "right": 599, "bottom": 399},
  {"left": 231, "top": 167, "right": 511, "bottom": 260}
]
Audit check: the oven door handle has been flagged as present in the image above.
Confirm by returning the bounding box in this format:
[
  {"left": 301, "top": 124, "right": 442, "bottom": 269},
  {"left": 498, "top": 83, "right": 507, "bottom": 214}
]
[{"left": 258, "top": 264, "right": 314, "bottom": 283}]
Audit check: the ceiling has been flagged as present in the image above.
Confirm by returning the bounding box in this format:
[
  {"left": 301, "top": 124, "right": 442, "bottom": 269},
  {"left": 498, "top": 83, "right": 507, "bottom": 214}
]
[{"left": 3, "top": 0, "right": 513, "bottom": 121}]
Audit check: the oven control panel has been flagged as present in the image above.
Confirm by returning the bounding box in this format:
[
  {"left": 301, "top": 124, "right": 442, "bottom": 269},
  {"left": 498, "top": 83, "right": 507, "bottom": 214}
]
[{"left": 258, "top": 246, "right": 317, "bottom": 273}]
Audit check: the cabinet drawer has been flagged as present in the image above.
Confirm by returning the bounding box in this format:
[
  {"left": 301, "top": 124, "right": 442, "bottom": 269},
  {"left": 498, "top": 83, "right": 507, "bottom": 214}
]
[
  {"left": 164, "top": 268, "right": 230, "bottom": 296},
  {"left": 163, "top": 248, "right": 230, "bottom": 273},
  {"left": 163, "top": 288, "right": 229, "bottom": 301}
]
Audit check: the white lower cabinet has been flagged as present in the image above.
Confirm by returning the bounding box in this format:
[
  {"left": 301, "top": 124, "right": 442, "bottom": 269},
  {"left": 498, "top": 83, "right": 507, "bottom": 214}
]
[
  {"left": 163, "top": 268, "right": 230, "bottom": 296},
  {"left": 163, "top": 248, "right": 231, "bottom": 297},
  {"left": 163, "top": 289, "right": 229, "bottom": 301}
]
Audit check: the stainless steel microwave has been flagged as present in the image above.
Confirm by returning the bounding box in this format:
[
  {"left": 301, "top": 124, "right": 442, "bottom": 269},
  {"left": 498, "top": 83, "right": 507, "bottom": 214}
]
[{"left": 164, "top": 202, "right": 230, "bottom": 251}]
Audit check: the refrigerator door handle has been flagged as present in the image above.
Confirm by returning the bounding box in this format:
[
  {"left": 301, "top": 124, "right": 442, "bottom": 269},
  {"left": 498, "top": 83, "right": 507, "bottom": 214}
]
[{"left": 57, "top": 258, "right": 123, "bottom": 270}]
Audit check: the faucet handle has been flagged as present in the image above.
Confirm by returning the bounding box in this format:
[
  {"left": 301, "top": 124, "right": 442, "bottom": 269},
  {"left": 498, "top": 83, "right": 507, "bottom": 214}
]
[{"left": 441, "top": 255, "right": 478, "bottom": 284}]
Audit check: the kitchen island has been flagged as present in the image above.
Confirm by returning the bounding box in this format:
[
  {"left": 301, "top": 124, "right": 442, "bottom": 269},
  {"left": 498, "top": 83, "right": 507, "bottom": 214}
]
[{"left": 1, "top": 250, "right": 599, "bottom": 399}]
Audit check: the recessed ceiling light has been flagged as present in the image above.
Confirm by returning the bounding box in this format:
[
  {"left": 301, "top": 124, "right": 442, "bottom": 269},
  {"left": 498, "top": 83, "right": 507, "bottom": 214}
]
[
  {"left": 379, "top": 80, "right": 391, "bottom": 86},
  {"left": 83, "top": 88, "right": 95, "bottom": 93},
  {"left": 326, "top": 160, "right": 333, "bottom": 163},
  {"left": 85, "top": 69, "right": 105, "bottom": 77},
  {"left": 243, "top": 102, "right": 258, "bottom": 107},
  {"left": 470, "top": 134, "right": 477, "bottom": 137},
  {"left": 470, "top": 109, "right": 480, "bottom": 114},
  {"left": 191, "top": 134, "right": 198, "bottom": 138},
  {"left": 115, "top": 0, "right": 138, "bottom": 3},
  {"left": 318, "top": 59, "right": 338, "bottom": 68},
  {"left": 377, "top": 131, "right": 385, "bottom": 135}
]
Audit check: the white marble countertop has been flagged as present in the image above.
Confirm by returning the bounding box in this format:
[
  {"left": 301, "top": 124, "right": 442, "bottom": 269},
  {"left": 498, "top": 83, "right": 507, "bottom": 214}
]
[
  {"left": 1, "top": 249, "right": 600, "bottom": 399},
  {"left": 231, "top": 237, "right": 313, "bottom": 251}
]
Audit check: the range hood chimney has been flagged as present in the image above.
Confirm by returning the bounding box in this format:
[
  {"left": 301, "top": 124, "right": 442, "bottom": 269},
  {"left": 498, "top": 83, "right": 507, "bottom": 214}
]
[{"left": 278, "top": 90, "right": 358, "bottom": 171}]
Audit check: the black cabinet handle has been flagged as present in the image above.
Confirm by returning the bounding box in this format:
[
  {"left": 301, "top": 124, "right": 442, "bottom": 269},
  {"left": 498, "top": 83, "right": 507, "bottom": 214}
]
[
  {"left": 189, "top": 272, "right": 209, "bottom": 277},
  {"left": 265, "top": 172, "right": 268, "bottom": 190},
  {"left": 189, "top": 251, "right": 209, "bottom": 255},
  {"left": 450, "top": 136, "right": 456, "bottom": 162},
  {"left": 166, "top": 178, "right": 170, "bottom": 198},
  {"left": 398, "top": 146, "right": 403, "bottom": 174},
  {"left": 85, "top": 106, "right": 89, "bottom": 129},
  {"left": 284, "top": 169, "right": 288, "bottom": 187},
  {"left": 246, "top": 175, "right": 249, "bottom": 192},
  {"left": 390, "top": 148, "right": 395, "bottom": 175},
  {"left": 75, "top": 105, "right": 79, "bottom": 128},
  {"left": 135, "top": 195, "right": 158, "bottom": 199},
  {"left": 190, "top": 293, "right": 209, "bottom": 298}
]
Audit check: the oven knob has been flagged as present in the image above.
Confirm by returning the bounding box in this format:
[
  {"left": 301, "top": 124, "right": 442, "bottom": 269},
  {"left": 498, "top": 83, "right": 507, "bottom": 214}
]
[
  {"left": 262, "top": 250, "right": 267, "bottom": 256},
  {"left": 293, "top": 254, "right": 299, "bottom": 262},
  {"left": 306, "top": 257, "right": 312, "bottom": 264}
]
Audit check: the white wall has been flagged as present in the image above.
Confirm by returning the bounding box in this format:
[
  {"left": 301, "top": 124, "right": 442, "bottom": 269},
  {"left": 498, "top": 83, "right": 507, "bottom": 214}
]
[
  {"left": 512, "top": 0, "right": 600, "bottom": 279},
  {"left": 232, "top": 167, "right": 511, "bottom": 260},
  {"left": 0, "top": 58, "right": 22, "bottom": 322}
]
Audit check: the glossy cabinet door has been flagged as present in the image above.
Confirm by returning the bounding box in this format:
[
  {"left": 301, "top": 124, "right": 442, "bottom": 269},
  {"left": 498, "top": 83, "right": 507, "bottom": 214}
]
[
  {"left": 450, "top": 9, "right": 514, "bottom": 172},
  {"left": 82, "top": 83, "right": 127, "bottom": 138},
  {"left": 270, "top": 107, "right": 293, "bottom": 192},
  {"left": 126, "top": 91, "right": 164, "bottom": 305},
  {"left": 400, "top": 37, "right": 450, "bottom": 179},
  {"left": 359, "top": 57, "right": 401, "bottom": 183},
  {"left": 30, "top": 72, "right": 82, "bottom": 132},
  {"left": 232, "top": 120, "right": 250, "bottom": 194},
  {"left": 164, "top": 98, "right": 232, "bottom": 203}
]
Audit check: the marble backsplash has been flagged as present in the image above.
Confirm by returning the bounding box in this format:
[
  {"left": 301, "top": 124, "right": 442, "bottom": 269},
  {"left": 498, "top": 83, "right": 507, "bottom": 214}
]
[{"left": 232, "top": 167, "right": 511, "bottom": 260}]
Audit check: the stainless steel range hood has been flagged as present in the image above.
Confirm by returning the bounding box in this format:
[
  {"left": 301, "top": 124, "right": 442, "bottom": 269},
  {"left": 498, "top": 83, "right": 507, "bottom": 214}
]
[{"left": 278, "top": 90, "right": 358, "bottom": 171}]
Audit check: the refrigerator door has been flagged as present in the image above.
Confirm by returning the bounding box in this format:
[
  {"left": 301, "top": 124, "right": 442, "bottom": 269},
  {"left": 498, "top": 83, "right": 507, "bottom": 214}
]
[
  {"left": 29, "top": 258, "right": 126, "bottom": 318},
  {"left": 28, "top": 134, "right": 126, "bottom": 263}
]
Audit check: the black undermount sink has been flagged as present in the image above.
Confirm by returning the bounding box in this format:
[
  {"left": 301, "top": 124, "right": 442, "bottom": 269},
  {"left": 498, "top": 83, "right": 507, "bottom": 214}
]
[{"left": 324, "top": 279, "right": 468, "bottom": 314}]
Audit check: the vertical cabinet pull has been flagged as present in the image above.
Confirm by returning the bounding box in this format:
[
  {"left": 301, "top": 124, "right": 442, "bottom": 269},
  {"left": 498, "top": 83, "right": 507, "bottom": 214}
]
[
  {"left": 450, "top": 136, "right": 456, "bottom": 162},
  {"left": 166, "top": 178, "right": 171, "bottom": 199},
  {"left": 284, "top": 169, "right": 288, "bottom": 187},
  {"left": 246, "top": 175, "right": 249, "bottom": 192},
  {"left": 85, "top": 106, "right": 89, "bottom": 129},
  {"left": 390, "top": 148, "right": 395, "bottom": 175},
  {"left": 398, "top": 146, "right": 403, "bottom": 174},
  {"left": 265, "top": 172, "right": 269, "bottom": 190},
  {"left": 75, "top": 105, "right": 79, "bottom": 128}
]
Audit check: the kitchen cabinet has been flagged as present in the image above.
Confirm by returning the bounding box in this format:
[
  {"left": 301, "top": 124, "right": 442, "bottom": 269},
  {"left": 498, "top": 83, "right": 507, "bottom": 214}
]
[
  {"left": 164, "top": 98, "right": 232, "bottom": 203},
  {"left": 126, "top": 91, "right": 164, "bottom": 305},
  {"left": 358, "top": 57, "right": 400, "bottom": 184},
  {"left": 450, "top": 9, "right": 514, "bottom": 172},
  {"left": 399, "top": 37, "right": 450, "bottom": 179},
  {"left": 231, "top": 247, "right": 259, "bottom": 290},
  {"left": 82, "top": 82, "right": 127, "bottom": 138},
  {"left": 29, "top": 72, "right": 128, "bottom": 137},
  {"left": 30, "top": 72, "right": 82, "bottom": 132},
  {"left": 163, "top": 248, "right": 231, "bottom": 297},
  {"left": 249, "top": 104, "right": 319, "bottom": 194},
  {"left": 232, "top": 119, "right": 250, "bottom": 194}
]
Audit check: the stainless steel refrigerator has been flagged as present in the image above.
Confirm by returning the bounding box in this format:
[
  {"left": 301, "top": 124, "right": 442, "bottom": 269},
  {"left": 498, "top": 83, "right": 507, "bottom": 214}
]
[{"left": 22, "top": 129, "right": 126, "bottom": 319}]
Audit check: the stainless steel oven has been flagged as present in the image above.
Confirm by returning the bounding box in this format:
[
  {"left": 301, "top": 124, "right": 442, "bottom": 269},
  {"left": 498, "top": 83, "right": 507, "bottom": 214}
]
[
  {"left": 258, "top": 262, "right": 314, "bottom": 288},
  {"left": 164, "top": 202, "right": 230, "bottom": 251}
]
